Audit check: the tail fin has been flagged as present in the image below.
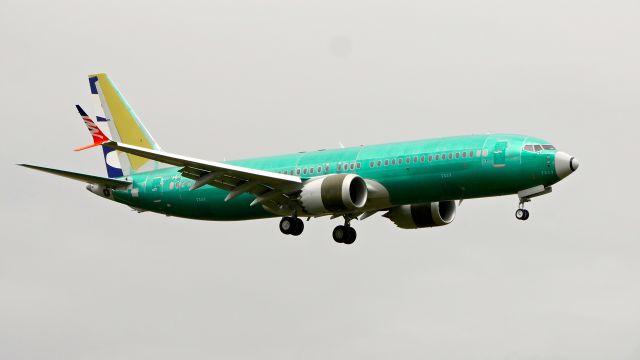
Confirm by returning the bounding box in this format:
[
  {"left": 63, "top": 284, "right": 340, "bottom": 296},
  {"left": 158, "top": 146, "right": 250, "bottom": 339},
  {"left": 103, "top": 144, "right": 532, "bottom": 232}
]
[
  {"left": 88, "top": 73, "right": 163, "bottom": 175},
  {"left": 74, "top": 105, "right": 124, "bottom": 178}
]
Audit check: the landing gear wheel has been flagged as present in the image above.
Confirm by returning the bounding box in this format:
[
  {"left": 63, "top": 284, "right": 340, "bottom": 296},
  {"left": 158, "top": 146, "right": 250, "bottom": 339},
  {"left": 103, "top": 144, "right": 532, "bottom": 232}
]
[
  {"left": 291, "top": 218, "right": 304, "bottom": 236},
  {"left": 333, "top": 225, "right": 347, "bottom": 243},
  {"left": 279, "top": 217, "right": 295, "bottom": 235},
  {"left": 515, "top": 209, "right": 530, "bottom": 221},
  {"left": 333, "top": 225, "right": 356, "bottom": 244},
  {"left": 343, "top": 227, "right": 357, "bottom": 245},
  {"left": 280, "top": 217, "right": 304, "bottom": 236}
]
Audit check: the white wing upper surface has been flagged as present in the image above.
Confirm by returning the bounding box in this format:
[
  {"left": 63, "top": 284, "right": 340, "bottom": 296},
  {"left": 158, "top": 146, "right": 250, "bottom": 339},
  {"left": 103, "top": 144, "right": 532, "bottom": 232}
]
[{"left": 102, "top": 141, "right": 302, "bottom": 210}]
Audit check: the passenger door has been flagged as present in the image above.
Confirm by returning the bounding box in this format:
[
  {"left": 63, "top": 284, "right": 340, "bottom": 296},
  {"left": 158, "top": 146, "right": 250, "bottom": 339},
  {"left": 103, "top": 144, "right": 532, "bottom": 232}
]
[{"left": 493, "top": 141, "right": 508, "bottom": 168}]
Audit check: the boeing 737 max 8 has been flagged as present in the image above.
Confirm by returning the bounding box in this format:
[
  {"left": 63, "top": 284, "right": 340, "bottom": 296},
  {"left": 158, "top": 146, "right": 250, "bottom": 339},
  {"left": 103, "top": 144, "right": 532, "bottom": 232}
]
[{"left": 21, "top": 74, "right": 580, "bottom": 244}]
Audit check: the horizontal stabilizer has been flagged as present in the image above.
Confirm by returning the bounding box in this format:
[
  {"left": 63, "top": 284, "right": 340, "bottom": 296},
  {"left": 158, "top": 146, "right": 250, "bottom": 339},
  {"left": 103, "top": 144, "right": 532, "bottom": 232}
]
[{"left": 18, "top": 164, "right": 131, "bottom": 189}]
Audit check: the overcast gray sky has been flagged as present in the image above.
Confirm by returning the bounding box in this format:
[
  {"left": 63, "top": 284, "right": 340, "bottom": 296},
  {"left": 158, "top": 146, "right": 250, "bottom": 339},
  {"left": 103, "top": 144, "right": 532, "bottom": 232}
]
[{"left": 1, "top": 0, "right": 639, "bottom": 359}]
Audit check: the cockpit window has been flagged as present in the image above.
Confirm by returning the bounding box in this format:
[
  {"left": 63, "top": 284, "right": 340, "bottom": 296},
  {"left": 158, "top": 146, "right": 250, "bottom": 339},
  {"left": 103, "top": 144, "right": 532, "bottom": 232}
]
[{"left": 524, "top": 144, "right": 556, "bottom": 152}]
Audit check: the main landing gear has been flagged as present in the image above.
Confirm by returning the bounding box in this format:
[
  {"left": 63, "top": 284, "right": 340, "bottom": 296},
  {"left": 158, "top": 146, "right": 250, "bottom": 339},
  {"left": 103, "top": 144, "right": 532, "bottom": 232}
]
[
  {"left": 515, "top": 199, "right": 530, "bottom": 221},
  {"left": 279, "top": 215, "right": 358, "bottom": 244},
  {"left": 332, "top": 217, "right": 357, "bottom": 245},
  {"left": 279, "top": 216, "right": 304, "bottom": 236}
]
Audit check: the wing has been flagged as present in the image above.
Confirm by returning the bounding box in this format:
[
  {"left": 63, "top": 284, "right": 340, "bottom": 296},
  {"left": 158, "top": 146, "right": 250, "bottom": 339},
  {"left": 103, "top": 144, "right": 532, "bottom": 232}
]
[{"left": 101, "top": 141, "right": 303, "bottom": 211}]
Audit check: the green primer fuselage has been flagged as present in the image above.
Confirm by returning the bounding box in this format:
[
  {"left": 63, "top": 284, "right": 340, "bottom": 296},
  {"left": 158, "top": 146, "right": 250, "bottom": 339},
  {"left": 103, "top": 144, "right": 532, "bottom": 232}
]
[{"left": 109, "top": 134, "right": 560, "bottom": 220}]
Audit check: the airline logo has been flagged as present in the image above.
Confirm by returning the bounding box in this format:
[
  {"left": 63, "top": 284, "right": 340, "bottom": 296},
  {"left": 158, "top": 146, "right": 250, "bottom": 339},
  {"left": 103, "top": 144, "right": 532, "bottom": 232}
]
[
  {"left": 83, "top": 117, "right": 106, "bottom": 142},
  {"left": 74, "top": 105, "right": 110, "bottom": 152}
]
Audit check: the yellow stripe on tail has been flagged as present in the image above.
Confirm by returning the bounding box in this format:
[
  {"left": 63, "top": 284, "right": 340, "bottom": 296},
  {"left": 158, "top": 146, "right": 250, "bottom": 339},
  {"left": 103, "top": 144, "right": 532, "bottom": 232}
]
[{"left": 88, "top": 73, "right": 163, "bottom": 174}]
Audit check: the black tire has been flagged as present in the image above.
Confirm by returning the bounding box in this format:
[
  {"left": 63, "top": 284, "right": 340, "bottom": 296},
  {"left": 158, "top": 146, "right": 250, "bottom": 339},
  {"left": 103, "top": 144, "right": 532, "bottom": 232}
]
[
  {"left": 291, "top": 218, "right": 304, "bottom": 236},
  {"left": 515, "top": 209, "right": 525, "bottom": 220},
  {"left": 522, "top": 209, "right": 530, "bottom": 221},
  {"left": 279, "top": 217, "right": 294, "bottom": 235},
  {"left": 343, "top": 227, "right": 357, "bottom": 245},
  {"left": 332, "top": 225, "right": 346, "bottom": 243}
]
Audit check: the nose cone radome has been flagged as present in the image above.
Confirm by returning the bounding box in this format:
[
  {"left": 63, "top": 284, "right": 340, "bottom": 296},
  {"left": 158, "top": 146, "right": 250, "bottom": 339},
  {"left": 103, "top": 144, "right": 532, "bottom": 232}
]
[{"left": 555, "top": 151, "right": 579, "bottom": 179}]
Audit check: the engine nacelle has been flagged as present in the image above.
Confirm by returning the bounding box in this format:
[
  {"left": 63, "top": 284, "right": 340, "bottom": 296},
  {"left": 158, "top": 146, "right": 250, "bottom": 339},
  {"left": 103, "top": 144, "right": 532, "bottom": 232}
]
[
  {"left": 384, "top": 201, "right": 457, "bottom": 229},
  {"left": 300, "top": 174, "right": 368, "bottom": 215}
]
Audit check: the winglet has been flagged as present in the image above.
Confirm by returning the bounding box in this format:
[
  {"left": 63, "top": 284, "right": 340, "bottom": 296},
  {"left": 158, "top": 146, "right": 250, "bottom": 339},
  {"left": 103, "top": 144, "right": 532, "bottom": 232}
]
[{"left": 74, "top": 105, "right": 110, "bottom": 151}]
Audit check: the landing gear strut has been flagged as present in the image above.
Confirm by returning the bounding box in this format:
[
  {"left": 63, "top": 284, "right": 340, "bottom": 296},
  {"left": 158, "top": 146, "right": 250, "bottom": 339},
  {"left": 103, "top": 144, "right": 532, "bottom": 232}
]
[
  {"left": 333, "top": 217, "right": 357, "bottom": 245},
  {"left": 279, "top": 216, "right": 304, "bottom": 236},
  {"left": 515, "top": 199, "right": 530, "bottom": 221}
]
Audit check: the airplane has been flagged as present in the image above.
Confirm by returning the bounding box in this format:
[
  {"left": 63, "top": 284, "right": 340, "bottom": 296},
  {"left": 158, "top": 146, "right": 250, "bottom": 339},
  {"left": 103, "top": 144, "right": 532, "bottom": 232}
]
[{"left": 20, "top": 73, "right": 579, "bottom": 245}]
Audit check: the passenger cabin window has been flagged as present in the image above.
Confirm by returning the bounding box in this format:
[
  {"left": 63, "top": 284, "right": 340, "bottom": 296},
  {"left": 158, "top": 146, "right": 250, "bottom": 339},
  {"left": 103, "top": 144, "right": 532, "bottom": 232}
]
[
  {"left": 310, "top": 167, "right": 314, "bottom": 174},
  {"left": 420, "top": 155, "right": 425, "bottom": 162},
  {"left": 377, "top": 160, "right": 382, "bottom": 167},
  {"left": 414, "top": 156, "right": 418, "bottom": 163},
  {"left": 398, "top": 158, "right": 403, "bottom": 165},
  {"left": 384, "top": 160, "right": 389, "bottom": 166},
  {"left": 356, "top": 163, "right": 361, "bottom": 169}
]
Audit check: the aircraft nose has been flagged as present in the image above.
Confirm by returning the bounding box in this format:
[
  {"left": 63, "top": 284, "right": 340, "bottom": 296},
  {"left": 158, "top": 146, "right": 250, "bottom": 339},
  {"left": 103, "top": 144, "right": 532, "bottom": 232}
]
[{"left": 555, "top": 151, "right": 579, "bottom": 179}]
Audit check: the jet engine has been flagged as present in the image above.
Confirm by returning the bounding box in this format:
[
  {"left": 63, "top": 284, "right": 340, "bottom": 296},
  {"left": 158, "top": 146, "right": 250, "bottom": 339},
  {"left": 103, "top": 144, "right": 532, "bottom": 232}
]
[
  {"left": 300, "top": 174, "right": 368, "bottom": 215},
  {"left": 383, "top": 201, "right": 457, "bottom": 229}
]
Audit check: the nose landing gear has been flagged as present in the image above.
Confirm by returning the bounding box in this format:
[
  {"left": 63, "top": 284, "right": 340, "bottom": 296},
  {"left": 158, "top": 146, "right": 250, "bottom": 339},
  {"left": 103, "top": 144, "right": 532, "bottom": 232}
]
[{"left": 515, "top": 199, "right": 530, "bottom": 221}]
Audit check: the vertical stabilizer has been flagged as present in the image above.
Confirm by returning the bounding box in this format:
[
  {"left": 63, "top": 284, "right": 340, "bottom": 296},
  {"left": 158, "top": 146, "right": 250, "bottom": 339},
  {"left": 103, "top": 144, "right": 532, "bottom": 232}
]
[{"left": 88, "top": 73, "right": 163, "bottom": 175}]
